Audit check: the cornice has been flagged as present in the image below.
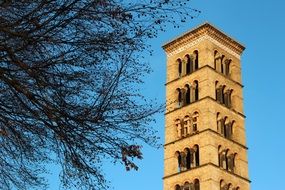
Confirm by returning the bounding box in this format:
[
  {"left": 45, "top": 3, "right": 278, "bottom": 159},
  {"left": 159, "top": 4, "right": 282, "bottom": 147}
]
[
  {"left": 165, "top": 96, "right": 246, "bottom": 119},
  {"left": 162, "top": 163, "right": 251, "bottom": 183},
  {"left": 165, "top": 65, "right": 244, "bottom": 88},
  {"left": 163, "top": 128, "right": 248, "bottom": 150},
  {"left": 162, "top": 23, "right": 245, "bottom": 59}
]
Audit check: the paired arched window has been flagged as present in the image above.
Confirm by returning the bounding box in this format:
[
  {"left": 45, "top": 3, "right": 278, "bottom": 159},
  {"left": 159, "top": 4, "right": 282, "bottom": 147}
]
[
  {"left": 176, "top": 145, "right": 200, "bottom": 172},
  {"left": 175, "top": 112, "right": 199, "bottom": 138},
  {"left": 176, "top": 81, "right": 199, "bottom": 108},
  {"left": 214, "top": 50, "right": 231, "bottom": 77},
  {"left": 215, "top": 82, "right": 232, "bottom": 108},
  {"left": 220, "top": 180, "right": 240, "bottom": 190},
  {"left": 175, "top": 179, "right": 200, "bottom": 190},
  {"left": 176, "top": 51, "right": 199, "bottom": 77},
  {"left": 177, "top": 58, "right": 183, "bottom": 77},
  {"left": 217, "top": 113, "right": 234, "bottom": 139},
  {"left": 218, "top": 146, "right": 237, "bottom": 173}
]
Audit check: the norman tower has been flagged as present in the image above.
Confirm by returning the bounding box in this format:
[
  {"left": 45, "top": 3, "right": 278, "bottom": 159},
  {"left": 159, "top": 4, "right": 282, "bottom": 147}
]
[{"left": 162, "top": 23, "right": 250, "bottom": 190}]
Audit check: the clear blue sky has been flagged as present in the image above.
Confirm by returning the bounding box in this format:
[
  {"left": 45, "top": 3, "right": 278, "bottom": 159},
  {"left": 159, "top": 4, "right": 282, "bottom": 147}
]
[{"left": 48, "top": 0, "right": 285, "bottom": 189}]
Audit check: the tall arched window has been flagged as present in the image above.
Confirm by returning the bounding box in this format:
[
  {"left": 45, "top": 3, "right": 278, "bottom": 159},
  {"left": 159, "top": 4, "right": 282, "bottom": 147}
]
[
  {"left": 221, "top": 55, "right": 225, "bottom": 74},
  {"left": 214, "top": 51, "right": 221, "bottom": 72},
  {"left": 176, "top": 151, "right": 182, "bottom": 172},
  {"left": 185, "top": 148, "right": 191, "bottom": 170},
  {"left": 215, "top": 81, "right": 219, "bottom": 100},
  {"left": 184, "top": 115, "right": 190, "bottom": 136},
  {"left": 217, "top": 113, "right": 223, "bottom": 134},
  {"left": 177, "top": 88, "right": 183, "bottom": 107},
  {"left": 175, "top": 185, "right": 182, "bottom": 190},
  {"left": 193, "top": 50, "right": 199, "bottom": 71},
  {"left": 194, "top": 179, "right": 200, "bottom": 190},
  {"left": 185, "top": 84, "right": 191, "bottom": 105},
  {"left": 225, "top": 121, "right": 233, "bottom": 139},
  {"left": 180, "top": 152, "right": 186, "bottom": 171},
  {"left": 219, "top": 148, "right": 228, "bottom": 170},
  {"left": 228, "top": 90, "right": 233, "bottom": 108},
  {"left": 227, "top": 153, "right": 237, "bottom": 173},
  {"left": 224, "top": 89, "right": 233, "bottom": 108},
  {"left": 175, "top": 119, "right": 182, "bottom": 138},
  {"left": 216, "top": 83, "right": 224, "bottom": 104},
  {"left": 223, "top": 117, "right": 229, "bottom": 137},
  {"left": 225, "top": 59, "right": 231, "bottom": 76},
  {"left": 194, "top": 80, "right": 199, "bottom": 101},
  {"left": 183, "top": 182, "right": 191, "bottom": 190},
  {"left": 193, "top": 145, "right": 199, "bottom": 166},
  {"left": 228, "top": 183, "right": 233, "bottom": 190},
  {"left": 221, "top": 85, "right": 226, "bottom": 104},
  {"left": 177, "top": 58, "right": 183, "bottom": 77},
  {"left": 192, "top": 112, "right": 198, "bottom": 132},
  {"left": 175, "top": 151, "right": 186, "bottom": 172},
  {"left": 185, "top": 54, "right": 192, "bottom": 74}
]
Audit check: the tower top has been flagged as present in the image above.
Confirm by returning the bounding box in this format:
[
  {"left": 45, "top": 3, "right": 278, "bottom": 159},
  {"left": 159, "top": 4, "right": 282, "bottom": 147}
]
[{"left": 162, "top": 22, "right": 245, "bottom": 58}]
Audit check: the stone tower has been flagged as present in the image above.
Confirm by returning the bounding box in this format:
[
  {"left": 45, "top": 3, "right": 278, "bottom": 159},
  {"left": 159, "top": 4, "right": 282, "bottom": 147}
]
[{"left": 162, "top": 23, "right": 250, "bottom": 190}]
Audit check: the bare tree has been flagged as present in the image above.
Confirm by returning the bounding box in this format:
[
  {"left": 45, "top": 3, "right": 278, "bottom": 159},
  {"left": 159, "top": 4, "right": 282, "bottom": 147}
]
[{"left": 0, "top": 0, "right": 199, "bottom": 189}]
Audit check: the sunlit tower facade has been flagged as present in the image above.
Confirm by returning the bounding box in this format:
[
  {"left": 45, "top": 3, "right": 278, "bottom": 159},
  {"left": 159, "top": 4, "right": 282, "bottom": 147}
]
[{"left": 162, "top": 23, "right": 250, "bottom": 190}]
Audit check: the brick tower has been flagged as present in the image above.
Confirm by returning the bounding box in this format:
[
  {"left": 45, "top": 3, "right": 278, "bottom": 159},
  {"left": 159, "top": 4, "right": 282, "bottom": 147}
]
[{"left": 162, "top": 23, "right": 250, "bottom": 190}]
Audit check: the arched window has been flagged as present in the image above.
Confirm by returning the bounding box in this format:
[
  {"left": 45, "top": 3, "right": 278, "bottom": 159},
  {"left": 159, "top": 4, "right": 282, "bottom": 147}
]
[
  {"left": 215, "top": 83, "right": 224, "bottom": 104},
  {"left": 220, "top": 180, "right": 225, "bottom": 190},
  {"left": 214, "top": 51, "right": 221, "bottom": 72},
  {"left": 227, "top": 153, "right": 237, "bottom": 173},
  {"left": 177, "top": 88, "right": 183, "bottom": 107},
  {"left": 227, "top": 90, "right": 233, "bottom": 108},
  {"left": 219, "top": 148, "right": 228, "bottom": 170},
  {"left": 184, "top": 115, "right": 190, "bottom": 136},
  {"left": 218, "top": 145, "right": 221, "bottom": 167},
  {"left": 180, "top": 152, "right": 186, "bottom": 171},
  {"left": 183, "top": 182, "right": 191, "bottom": 190},
  {"left": 193, "top": 80, "right": 199, "bottom": 101},
  {"left": 221, "top": 55, "right": 225, "bottom": 74},
  {"left": 194, "top": 179, "right": 200, "bottom": 190},
  {"left": 185, "top": 84, "right": 191, "bottom": 105},
  {"left": 177, "top": 58, "right": 183, "bottom": 77},
  {"left": 185, "top": 54, "right": 192, "bottom": 74},
  {"left": 221, "top": 85, "right": 226, "bottom": 104},
  {"left": 175, "top": 184, "right": 182, "bottom": 190},
  {"left": 193, "top": 50, "right": 199, "bottom": 71},
  {"left": 217, "top": 113, "right": 223, "bottom": 135},
  {"left": 225, "top": 59, "right": 231, "bottom": 76},
  {"left": 220, "top": 181, "right": 230, "bottom": 190},
  {"left": 215, "top": 81, "right": 219, "bottom": 100},
  {"left": 228, "top": 183, "right": 233, "bottom": 190},
  {"left": 224, "top": 89, "right": 232, "bottom": 108},
  {"left": 193, "top": 145, "right": 199, "bottom": 166},
  {"left": 185, "top": 148, "right": 191, "bottom": 170},
  {"left": 176, "top": 151, "right": 182, "bottom": 172},
  {"left": 192, "top": 112, "right": 198, "bottom": 132},
  {"left": 175, "top": 119, "right": 183, "bottom": 138},
  {"left": 225, "top": 121, "right": 233, "bottom": 139},
  {"left": 223, "top": 117, "right": 229, "bottom": 137}
]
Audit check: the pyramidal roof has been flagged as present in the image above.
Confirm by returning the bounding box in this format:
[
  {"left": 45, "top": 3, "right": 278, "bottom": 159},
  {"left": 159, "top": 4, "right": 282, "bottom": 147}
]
[{"left": 162, "top": 22, "right": 245, "bottom": 57}]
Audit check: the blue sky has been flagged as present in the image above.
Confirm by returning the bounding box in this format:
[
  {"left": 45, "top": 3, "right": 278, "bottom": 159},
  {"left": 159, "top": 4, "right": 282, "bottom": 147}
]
[{"left": 48, "top": 0, "right": 285, "bottom": 189}]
